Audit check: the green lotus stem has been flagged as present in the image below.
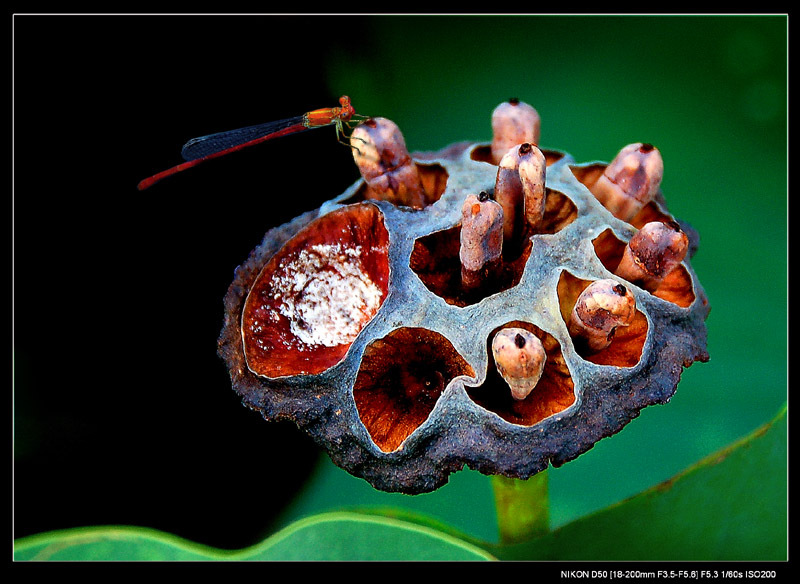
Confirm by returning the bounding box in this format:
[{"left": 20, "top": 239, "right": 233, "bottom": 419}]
[{"left": 491, "top": 469, "right": 549, "bottom": 544}]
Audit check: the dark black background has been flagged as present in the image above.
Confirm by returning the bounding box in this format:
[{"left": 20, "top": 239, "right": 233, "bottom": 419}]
[{"left": 13, "top": 14, "right": 368, "bottom": 549}]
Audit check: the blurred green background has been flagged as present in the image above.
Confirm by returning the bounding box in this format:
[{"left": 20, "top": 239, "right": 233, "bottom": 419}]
[{"left": 14, "top": 15, "right": 786, "bottom": 551}]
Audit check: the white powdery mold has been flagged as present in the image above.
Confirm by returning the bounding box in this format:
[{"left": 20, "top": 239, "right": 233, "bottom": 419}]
[{"left": 272, "top": 243, "right": 383, "bottom": 347}]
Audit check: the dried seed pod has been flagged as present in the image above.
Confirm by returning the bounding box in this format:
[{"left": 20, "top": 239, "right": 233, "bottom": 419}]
[
  {"left": 568, "top": 279, "right": 637, "bottom": 353},
  {"left": 590, "top": 143, "right": 664, "bottom": 222},
  {"left": 615, "top": 220, "right": 690, "bottom": 292},
  {"left": 494, "top": 142, "right": 547, "bottom": 248},
  {"left": 460, "top": 192, "right": 504, "bottom": 294},
  {"left": 218, "top": 101, "right": 710, "bottom": 495},
  {"left": 491, "top": 328, "right": 547, "bottom": 400},
  {"left": 350, "top": 117, "right": 427, "bottom": 209},
  {"left": 491, "top": 98, "right": 541, "bottom": 164}
]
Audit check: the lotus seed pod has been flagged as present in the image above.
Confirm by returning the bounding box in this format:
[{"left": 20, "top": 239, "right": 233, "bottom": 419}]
[
  {"left": 590, "top": 142, "right": 664, "bottom": 222},
  {"left": 491, "top": 98, "right": 541, "bottom": 164},
  {"left": 491, "top": 328, "right": 547, "bottom": 400},
  {"left": 218, "top": 102, "right": 710, "bottom": 494},
  {"left": 568, "top": 279, "right": 637, "bottom": 353},
  {"left": 350, "top": 117, "right": 427, "bottom": 209},
  {"left": 460, "top": 192, "right": 504, "bottom": 294},
  {"left": 615, "top": 220, "right": 690, "bottom": 292}
]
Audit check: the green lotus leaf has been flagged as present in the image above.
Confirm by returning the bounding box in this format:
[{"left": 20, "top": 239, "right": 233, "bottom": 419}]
[{"left": 14, "top": 512, "right": 495, "bottom": 561}]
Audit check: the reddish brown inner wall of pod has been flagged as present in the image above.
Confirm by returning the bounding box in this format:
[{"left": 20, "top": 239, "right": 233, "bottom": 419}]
[{"left": 241, "top": 204, "right": 390, "bottom": 378}]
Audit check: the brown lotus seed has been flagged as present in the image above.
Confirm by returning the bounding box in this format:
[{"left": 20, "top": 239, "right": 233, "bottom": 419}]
[
  {"left": 568, "top": 279, "right": 637, "bottom": 352},
  {"left": 590, "top": 143, "right": 664, "bottom": 222},
  {"left": 491, "top": 98, "right": 541, "bottom": 164},
  {"left": 519, "top": 144, "right": 547, "bottom": 233},
  {"left": 615, "top": 221, "right": 689, "bottom": 292},
  {"left": 350, "top": 117, "right": 426, "bottom": 209},
  {"left": 460, "top": 192, "right": 504, "bottom": 294},
  {"left": 491, "top": 327, "right": 547, "bottom": 400},
  {"left": 495, "top": 143, "right": 547, "bottom": 249}
]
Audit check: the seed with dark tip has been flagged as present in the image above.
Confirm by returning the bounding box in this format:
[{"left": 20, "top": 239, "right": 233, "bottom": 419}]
[
  {"left": 492, "top": 327, "right": 547, "bottom": 400},
  {"left": 588, "top": 142, "right": 664, "bottom": 222},
  {"left": 666, "top": 219, "right": 682, "bottom": 232},
  {"left": 568, "top": 279, "right": 637, "bottom": 352}
]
